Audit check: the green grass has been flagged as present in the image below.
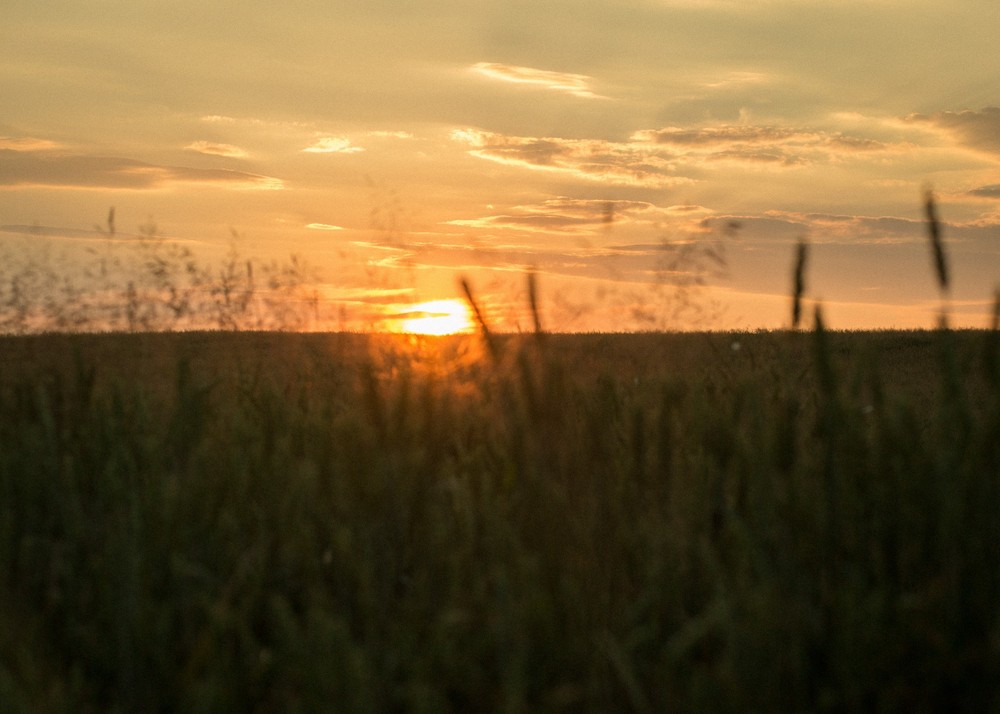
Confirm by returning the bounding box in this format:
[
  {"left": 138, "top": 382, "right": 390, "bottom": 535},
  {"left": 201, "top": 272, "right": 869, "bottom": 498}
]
[{"left": 1, "top": 326, "right": 999, "bottom": 712}]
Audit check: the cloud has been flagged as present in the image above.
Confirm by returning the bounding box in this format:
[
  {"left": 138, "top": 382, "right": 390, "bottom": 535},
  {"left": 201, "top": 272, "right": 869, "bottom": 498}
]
[
  {"left": 406, "top": 215, "right": 995, "bottom": 329},
  {"left": 0, "top": 224, "right": 101, "bottom": 240},
  {"left": 698, "top": 209, "right": 1000, "bottom": 247},
  {"left": 447, "top": 198, "right": 661, "bottom": 233},
  {"left": 201, "top": 115, "right": 247, "bottom": 125},
  {"left": 447, "top": 214, "right": 595, "bottom": 232},
  {"left": 706, "top": 149, "right": 803, "bottom": 165},
  {"left": 320, "top": 286, "right": 414, "bottom": 305},
  {"left": 0, "top": 223, "right": 217, "bottom": 251},
  {"left": 969, "top": 184, "right": 1000, "bottom": 199},
  {"left": 451, "top": 121, "right": 902, "bottom": 186},
  {"left": 302, "top": 137, "right": 365, "bottom": 154},
  {"left": 636, "top": 126, "right": 798, "bottom": 146},
  {"left": 368, "top": 237, "right": 725, "bottom": 294},
  {"left": 471, "top": 62, "right": 608, "bottom": 99},
  {"left": 200, "top": 115, "right": 288, "bottom": 128},
  {"left": 701, "top": 71, "right": 772, "bottom": 89},
  {"left": 0, "top": 137, "right": 61, "bottom": 151},
  {"left": 365, "top": 130, "right": 414, "bottom": 139},
  {"left": 0, "top": 150, "right": 283, "bottom": 190},
  {"left": 185, "top": 141, "right": 249, "bottom": 158},
  {"left": 905, "top": 107, "right": 1000, "bottom": 156},
  {"left": 634, "top": 125, "right": 890, "bottom": 165},
  {"left": 306, "top": 223, "right": 346, "bottom": 231},
  {"left": 451, "top": 128, "right": 690, "bottom": 187}
]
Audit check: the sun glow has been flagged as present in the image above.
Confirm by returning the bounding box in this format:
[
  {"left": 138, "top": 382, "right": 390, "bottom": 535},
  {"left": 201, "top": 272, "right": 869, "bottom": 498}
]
[{"left": 398, "top": 299, "right": 475, "bottom": 336}]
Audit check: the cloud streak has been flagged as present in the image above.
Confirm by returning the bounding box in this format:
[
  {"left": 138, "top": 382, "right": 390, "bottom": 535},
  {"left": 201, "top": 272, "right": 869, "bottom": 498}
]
[
  {"left": 446, "top": 198, "right": 663, "bottom": 234},
  {"left": 471, "top": 62, "right": 608, "bottom": 99},
  {"left": 969, "top": 184, "right": 1000, "bottom": 199},
  {"left": 0, "top": 150, "right": 283, "bottom": 190},
  {"left": 0, "top": 137, "right": 61, "bottom": 151},
  {"left": 185, "top": 141, "right": 249, "bottom": 158},
  {"left": 905, "top": 107, "right": 1000, "bottom": 157},
  {"left": 306, "top": 223, "right": 346, "bottom": 231},
  {"left": 698, "top": 209, "right": 1000, "bottom": 247},
  {"left": 633, "top": 125, "right": 892, "bottom": 166},
  {"left": 451, "top": 128, "right": 689, "bottom": 187},
  {"left": 303, "top": 137, "right": 365, "bottom": 154},
  {"left": 451, "top": 121, "right": 903, "bottom": 186}
]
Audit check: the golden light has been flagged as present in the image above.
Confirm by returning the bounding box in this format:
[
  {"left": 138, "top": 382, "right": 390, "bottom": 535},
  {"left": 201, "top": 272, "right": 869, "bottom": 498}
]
[{"left": 398, "top": 299, "right": 474, "bottom": 336}]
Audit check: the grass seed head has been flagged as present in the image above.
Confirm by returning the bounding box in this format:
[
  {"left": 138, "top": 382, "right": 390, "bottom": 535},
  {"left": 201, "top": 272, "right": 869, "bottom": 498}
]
[
  {"left": 527, "top": 268, "right": 544, "bottom": 336},
  {"left": 460, "top": 277, "right": 497, "bottom": 360},
  {"left": 924, "top": 188, "right": 949, "bottom": 293},
  {"left": 792, "top": 238, "right": 808, "bottom": 329}
]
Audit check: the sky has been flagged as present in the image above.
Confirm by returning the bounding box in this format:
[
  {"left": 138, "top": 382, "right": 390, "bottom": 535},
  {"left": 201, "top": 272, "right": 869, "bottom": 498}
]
[{"left": 2, "top": 0, "right": 1000, "bottom": 332}]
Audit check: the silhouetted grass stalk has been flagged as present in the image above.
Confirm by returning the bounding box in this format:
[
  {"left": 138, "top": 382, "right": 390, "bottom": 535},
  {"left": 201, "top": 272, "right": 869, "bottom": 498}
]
[
  {"left": 527, "top": 269, "right": 544, "bottom": 337},
  {"left": 924, "top": 188, "right": 951, "bottom": 327},
  {"left": 460, "top": 277, "right": 498, "bottom": 360},
  {"left": 791, "top": 237, "right": 809, "bottom": 329}
]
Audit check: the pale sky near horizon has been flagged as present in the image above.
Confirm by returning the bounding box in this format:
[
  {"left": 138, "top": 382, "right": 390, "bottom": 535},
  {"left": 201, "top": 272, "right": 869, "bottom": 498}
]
[{"left": 2, "top": 0, "right": 999, "bottom": 332}]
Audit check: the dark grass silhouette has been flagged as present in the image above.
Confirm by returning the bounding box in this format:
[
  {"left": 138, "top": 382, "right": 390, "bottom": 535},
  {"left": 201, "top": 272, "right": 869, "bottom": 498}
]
[{"left": 1, "top": 194, "right": 1000, "bottom": 710}]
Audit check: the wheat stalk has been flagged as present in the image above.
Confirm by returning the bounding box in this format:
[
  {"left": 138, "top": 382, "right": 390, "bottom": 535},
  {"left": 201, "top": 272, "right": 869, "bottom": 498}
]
[
  {"left": 460, "top": 277, "right": 497, "bottom": 360},
  {"left": 924, "top": 189, "right": 949, "bottom": 293},
  {"left": 792, "top": 238, "right": 808, "bottom": 329},
  {"left": 527, "top": 268, "right": 543, "bottom": 336}
]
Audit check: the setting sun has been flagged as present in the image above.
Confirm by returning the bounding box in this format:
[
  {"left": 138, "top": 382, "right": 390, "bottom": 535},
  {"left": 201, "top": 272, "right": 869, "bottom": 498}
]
[{"left": 398, "top": 299, "right": 474, "bottom": 336}]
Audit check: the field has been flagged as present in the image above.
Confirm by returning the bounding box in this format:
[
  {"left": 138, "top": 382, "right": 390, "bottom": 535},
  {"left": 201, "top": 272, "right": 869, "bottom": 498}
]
[{"left": 2, "top": 326, "right": 999, "bottom": 711}]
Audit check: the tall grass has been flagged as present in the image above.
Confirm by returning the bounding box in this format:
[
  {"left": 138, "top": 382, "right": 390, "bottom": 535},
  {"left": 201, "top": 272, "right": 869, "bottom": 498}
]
[
  {"left": 1, "top": 324, "right": 999, "bottom": 712},
  {"left": 0, "top": 210, "right": 322, "bottom": 334},
  {"left": 1, "top": 194, "right": 999, "bottom": 711}
]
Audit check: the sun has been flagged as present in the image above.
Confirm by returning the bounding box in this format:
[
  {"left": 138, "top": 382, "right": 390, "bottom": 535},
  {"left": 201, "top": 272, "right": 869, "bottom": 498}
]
[{"left": 398, "top": 299, "right": 475, "bottom": 336}]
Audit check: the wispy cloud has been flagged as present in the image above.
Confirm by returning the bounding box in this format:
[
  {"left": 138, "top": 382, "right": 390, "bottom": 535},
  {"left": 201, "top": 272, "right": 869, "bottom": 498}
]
[
  {"left": 321, "top": 286, "right": 415, "bottom": 306},
  {"left": 447, "top": 198, "right": 661, "bottom": 234},
  {"left": 701, "top": 70, "right": 772, "bottom": 89},
  {"left": 0, "top": 137, "right": 61, "bottom": 151},
  {"left": 360, "top": 238, "right": 724, "bottom": 295},
  {"left": 905, "top": 107, "right": 1000, "bottom": 157},
  {"left": 699, "top": 209, "right": 1000, "bottom": 246},
  {"left": 969, "top": 184, "right": 1000, "bottom": 199},
  {"left": 306, "top": 223, "right": 346, "bottom": 231},
  {"left": 185, "top": 141, "right": 249, "bottom": 158},
  {"left": 451, "top": 122, "right": 898, "bottom": 185},
  {"left": 0, "top": 224, "right": 104, "bottom": 240},
  {"left": 365, "top": 130, "right": 414, "bottom": 140},
  {"left": 0, "top": 223, "right": 213, "bottom": 250},
  {"left": 633, "top": 125, "right": 890, "bottom": 166},
  {"left": 0, "top": 150, "right": 283, "bottom": 190},
  {"left": 471, "top": 62, "right": 608, "bottom": 99},
  {"left": 303, "top": 137, "right": 365, "bottom": 154},
  {"left": 200, "top": 115, "right": 299, "bottom": 128},
  {"left": 451, "top": 129, "right": 689, "bottom": 187},
  {"left": 201, "top": 115, "right": 254, "bottom": 125}
]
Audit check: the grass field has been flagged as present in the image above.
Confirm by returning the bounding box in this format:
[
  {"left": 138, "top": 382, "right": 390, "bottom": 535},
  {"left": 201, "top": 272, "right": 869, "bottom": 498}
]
[{"left": 1, "top": 324, "right": 999, "bottom": 712}]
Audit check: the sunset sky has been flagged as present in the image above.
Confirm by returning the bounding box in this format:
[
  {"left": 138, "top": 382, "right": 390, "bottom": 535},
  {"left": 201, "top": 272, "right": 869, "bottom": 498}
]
[{"left": 2, "top": 0, "right": 999, "bottom": 332}]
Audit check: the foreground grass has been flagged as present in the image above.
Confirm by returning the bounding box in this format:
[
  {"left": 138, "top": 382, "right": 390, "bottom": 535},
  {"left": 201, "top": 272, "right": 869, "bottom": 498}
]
[{"left": 1, "top": 328, "right": 999, "bottom": 712}]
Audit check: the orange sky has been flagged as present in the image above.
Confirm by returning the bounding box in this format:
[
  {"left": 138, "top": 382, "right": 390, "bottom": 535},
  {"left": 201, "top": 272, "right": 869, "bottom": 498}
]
[{"left": 2, "top": 1, "right": 999, "bottom": 332}]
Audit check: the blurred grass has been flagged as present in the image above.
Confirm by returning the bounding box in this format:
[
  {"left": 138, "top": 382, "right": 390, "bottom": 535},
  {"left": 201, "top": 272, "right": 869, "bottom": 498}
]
[{"left": 1, "top": 326, "right": 999, "bottom": 711}]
